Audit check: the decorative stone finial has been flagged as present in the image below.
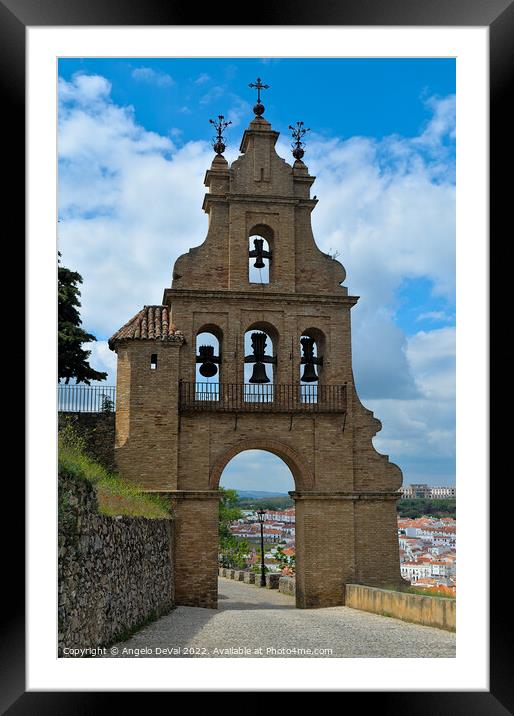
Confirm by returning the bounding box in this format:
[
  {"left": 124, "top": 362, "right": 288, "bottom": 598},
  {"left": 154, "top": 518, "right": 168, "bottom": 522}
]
[
  {"left": 289, "top": 121, "right": 311, "bottom": 160},
  {"left": 249, "top": 77, "right": 270, "bottom": 117},
  {"left": 209, "top": 114, "right": 232, "bottom": 155}
]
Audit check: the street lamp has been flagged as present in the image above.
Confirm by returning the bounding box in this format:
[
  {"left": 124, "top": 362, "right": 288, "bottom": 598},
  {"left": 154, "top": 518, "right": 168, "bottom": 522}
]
[{"left": 256, "top": 509, "right": 266, "bottom": 587}]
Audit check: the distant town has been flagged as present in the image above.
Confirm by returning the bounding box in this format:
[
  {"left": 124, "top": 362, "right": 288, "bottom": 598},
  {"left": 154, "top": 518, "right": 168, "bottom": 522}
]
[{"left": 226, "top": 483, "right": 456, "bottom": 596}]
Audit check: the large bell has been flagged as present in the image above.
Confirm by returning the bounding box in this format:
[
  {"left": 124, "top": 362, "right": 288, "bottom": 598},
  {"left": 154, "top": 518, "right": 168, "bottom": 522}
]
[
  {"left": 249, "top": 361, "right": 270, "bottom": 384},
  {"left": 252, "top": 238, "right": 265, "bottom": 269},
  {"left": 197, "top": 345, "right": 219, "bottom": 378},
  {"left": 245, "top": 332, "right": 274, "bottom": 383},
  {"left": 300, "top": 336, "right": 320, "bottom": 382},
  {"left": 301, "top": 362, "right": 318, "bottom": 383}
]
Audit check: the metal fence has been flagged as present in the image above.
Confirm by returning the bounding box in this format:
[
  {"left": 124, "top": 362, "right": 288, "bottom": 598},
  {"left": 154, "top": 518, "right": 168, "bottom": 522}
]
[
  {"left": 58, "top": 382, "right": 347, "bottom": 414},
  {"left": 179, "top": 382, "right": 347, "bottom": 414},
  {"left": 58, "top": 384, "right": 116, "bottom": 413}
]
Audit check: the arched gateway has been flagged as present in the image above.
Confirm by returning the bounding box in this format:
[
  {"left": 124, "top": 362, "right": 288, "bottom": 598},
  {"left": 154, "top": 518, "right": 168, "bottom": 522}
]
[{"left": 109, "top": 88, "right": 404, "bottom": 609}]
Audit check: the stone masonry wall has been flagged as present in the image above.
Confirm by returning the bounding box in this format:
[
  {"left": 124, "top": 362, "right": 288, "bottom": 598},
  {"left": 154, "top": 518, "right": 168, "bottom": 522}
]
[
  {"left": 58, "top": 412, "right": 115, "bottom": 472},
  {"left": 58, "top": 472, "right": 174, "bottom": 655}
]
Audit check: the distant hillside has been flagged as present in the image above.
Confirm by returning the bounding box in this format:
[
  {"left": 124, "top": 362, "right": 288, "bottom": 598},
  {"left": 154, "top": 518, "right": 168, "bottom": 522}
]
[
  {"left": 235, "top": 490, "right": 289, "bottom": 498},
  {"left": 236, "top": 494, "right": 294, "bottom": 510}
]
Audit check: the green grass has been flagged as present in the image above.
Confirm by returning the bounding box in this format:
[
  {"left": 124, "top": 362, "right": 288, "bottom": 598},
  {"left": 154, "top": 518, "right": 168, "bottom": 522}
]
[
  {"left": 382, "top": 584, "right": 455, "bottom": 600},
  {"left": 58, "top": 435, "right": 170, "bottom": 519}
]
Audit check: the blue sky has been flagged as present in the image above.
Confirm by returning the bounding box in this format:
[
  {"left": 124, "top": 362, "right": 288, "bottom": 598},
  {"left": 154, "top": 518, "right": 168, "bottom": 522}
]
[{"left": 58, "top": 57, "right": 456, "bottom": 490}]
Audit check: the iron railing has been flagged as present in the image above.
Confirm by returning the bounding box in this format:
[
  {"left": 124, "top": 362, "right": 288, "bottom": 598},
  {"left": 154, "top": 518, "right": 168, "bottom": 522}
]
[
  {"left": 179, "top": 382, "right": 347, "bottom": 414},
  {"left": 58, "top": 384, "right": 116, "bottom": 413},
  {"left": 58, "top": 382, "right": 348, "bottom": 414}
]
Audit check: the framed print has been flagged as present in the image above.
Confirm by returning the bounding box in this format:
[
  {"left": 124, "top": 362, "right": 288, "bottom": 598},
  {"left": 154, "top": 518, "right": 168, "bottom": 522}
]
[{"left": 3, "top": 0, "right": 511, "bottom": 709}]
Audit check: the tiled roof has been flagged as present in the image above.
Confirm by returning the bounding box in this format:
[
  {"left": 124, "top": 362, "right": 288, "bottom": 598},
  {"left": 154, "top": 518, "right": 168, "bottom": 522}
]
[{"left": 109, "top": 305, "right": 184, "bottom": 349}]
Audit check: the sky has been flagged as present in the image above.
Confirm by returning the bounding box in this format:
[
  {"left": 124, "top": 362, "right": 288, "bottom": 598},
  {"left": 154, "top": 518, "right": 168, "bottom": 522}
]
[{"left": 58, "top": 57, "right": 456, "bottom": 491}]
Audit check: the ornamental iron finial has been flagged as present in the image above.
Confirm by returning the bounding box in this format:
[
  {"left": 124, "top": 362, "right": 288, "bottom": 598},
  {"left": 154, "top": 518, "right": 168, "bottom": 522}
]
[
  {"left": 249, "top": 77, "right": 270, "bottom": 117},
  {"left": 289, "top": 121, "right": 311, "bottom": 160},
  {"left": 209, "top": 115, "right": 232, "bottom": 154}
]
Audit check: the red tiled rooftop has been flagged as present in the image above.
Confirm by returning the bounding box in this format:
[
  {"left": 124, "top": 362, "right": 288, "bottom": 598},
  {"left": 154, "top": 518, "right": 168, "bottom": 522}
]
[{"left": 109, "top": 305, "right": 183, "bottom": 348}]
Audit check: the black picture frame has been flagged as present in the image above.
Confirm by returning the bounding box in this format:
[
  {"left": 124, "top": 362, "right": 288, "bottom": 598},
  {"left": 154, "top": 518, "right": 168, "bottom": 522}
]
[{"left": 3, "top": 0, "right": 510, "bottom": 710}]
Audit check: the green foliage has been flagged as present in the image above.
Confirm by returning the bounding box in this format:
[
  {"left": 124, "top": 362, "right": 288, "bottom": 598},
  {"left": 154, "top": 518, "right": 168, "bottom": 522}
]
[
  {"left": 251, "top": 562, "right": 269, "bottom": 574},
  {"left": 101, "top": 394, "right": 115, "bottom": 413},
  {"left": 219, "top": 535, "right": 251, "bottom": 569},
  {"left": 397, "top": 498, "right": 456, "bottom": 519},
  {"left": 218, "top": 487, "right": 251, "bottom": 569},
  {"left": 59, "top": 417, "right": 87, "bottom": 453},
  {"left": 58, "top": 421, "right": 169, "bottom": 519},
  {"left": 274, "top": 545, "right": 295, "bottom": 573},
  {"left": 219, "top": 488, "right": 244, "bottom": 539},
  {"left": 58, "top": 252, "right": 108, "bottom": 385}
]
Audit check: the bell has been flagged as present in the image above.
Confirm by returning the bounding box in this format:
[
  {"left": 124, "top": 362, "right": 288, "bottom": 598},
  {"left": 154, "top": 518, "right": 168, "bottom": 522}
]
[
  {"left": 300, "top": 336, "right": 321, "bottom": 382},
  {"left": 199, "top": 362, "right": 218, "bottom": 378},
  {"left": 249, "top": 362, "right": 270, "bottom": 384},
  {"left": 301, "top": 362, "right": 318, "bottom": 383},
  {"left": 197, "top": 345, "right": 219, "bottom": 378},
  {"left": 252, "top": 239, "right": 265, "bottom": 269}
]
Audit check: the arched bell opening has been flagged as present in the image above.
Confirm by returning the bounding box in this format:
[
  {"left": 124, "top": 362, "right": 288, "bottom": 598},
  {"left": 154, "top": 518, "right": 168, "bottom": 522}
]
[
  {"left": 243, "top": 321, "right": 277, "bottom": 403},
  {"left": 299, "top": 327, "right": 325, "bottom": 404},
  {"left": 195, "top": 325, "right": 222, "bottom": 401},
  {"left": 248, "top": 224, "right": 274, "bottom": 285}
]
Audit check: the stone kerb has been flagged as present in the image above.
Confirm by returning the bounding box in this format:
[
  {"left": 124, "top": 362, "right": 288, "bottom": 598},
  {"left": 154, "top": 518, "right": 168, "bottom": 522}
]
[
  {"left": 279, "top": 576, "right": 296, "bottom": 596},
  {"left": 220, "top": 569, "right": 279, "bottom": 587},
  {"left": 345, "top": 584, "right": 456, "bottom": 631},
  {"left": 265, "top": 573, "right": 281, "bottom": 589}
]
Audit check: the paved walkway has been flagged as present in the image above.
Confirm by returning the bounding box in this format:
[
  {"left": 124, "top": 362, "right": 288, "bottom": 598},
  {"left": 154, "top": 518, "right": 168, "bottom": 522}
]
[{"left": 108, "top": 577, "right": 456, "bottom": 658}]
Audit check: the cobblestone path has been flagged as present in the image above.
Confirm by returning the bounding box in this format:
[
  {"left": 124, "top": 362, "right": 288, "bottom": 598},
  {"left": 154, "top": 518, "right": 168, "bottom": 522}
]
[{"left": 108, "top": 577, "right": 456, "bottom": 658}]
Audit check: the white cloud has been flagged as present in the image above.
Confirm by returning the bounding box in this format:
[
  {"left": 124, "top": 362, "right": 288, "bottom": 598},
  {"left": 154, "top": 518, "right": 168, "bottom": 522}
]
[
  {"left": 199, "top": 85, "right": 251, "bottom": 127},
  {"left": 131, "top": 67, "right": 174, "bottom": 87},
  {"left": 221, "top": 450, "right": 295, "bottom": 493},
  {"left": 195, "top": 73, "right": 210, "bottom": 85},
  {"left": 58, "top": 75, "right": 455, "bottom": 484},
  {"left": 84, "top": 341, "right": 117, "bottom": 385},
  {"left": 58, "top": 74, "right": 111, "bottom": 105},
  {"left": 416, "top": 310, "right": 454, "bottom": 323},
  {"left": 368, "top": 327, "right": 455, "bottom": 478},
  {"left": 200, "top": 85, "right": 224, "bottom": 105}
]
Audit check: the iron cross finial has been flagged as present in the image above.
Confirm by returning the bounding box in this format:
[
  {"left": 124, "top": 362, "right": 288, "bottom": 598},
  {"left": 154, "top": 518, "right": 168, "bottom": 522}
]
[
  {"left": 289, "top": 121, "right": 311, "bottom": 160},
  {"left": 249, "top": 77, "right": 270, "bottom": 117},
  {"left": 209, "top": 114, "right": 232, "bottom": 154}
]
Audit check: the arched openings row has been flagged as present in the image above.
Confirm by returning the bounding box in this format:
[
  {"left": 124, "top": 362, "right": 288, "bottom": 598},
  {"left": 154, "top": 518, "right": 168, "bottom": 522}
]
[{"left": 194, "top": 323, "right": 324, "bottom": 403}]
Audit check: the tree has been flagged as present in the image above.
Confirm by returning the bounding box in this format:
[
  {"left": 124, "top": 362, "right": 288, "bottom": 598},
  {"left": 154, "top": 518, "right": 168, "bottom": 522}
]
[
  {"left": 58, "top": 253, "right": 108, "bottom": 385},
  {"left": 101, "top": 394, "right": 115, "bottom": 413},
  {"left": 218, "top": 488, "right": 250, "bottom": 569}
]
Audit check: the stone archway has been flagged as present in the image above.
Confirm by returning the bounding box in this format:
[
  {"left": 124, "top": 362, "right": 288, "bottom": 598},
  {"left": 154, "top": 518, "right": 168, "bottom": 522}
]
[{"left": 209, "top": 437, "right": 314, "bottom": 492}]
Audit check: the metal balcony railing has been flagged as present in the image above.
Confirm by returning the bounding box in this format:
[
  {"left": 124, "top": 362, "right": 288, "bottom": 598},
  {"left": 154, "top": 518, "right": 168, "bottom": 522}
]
[
  {"left": 179, "top": 382, "right": 347, "bottom": 414},
  {"left": 58, "top": 384, "right": 116, "bottom": 413}
]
